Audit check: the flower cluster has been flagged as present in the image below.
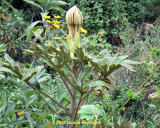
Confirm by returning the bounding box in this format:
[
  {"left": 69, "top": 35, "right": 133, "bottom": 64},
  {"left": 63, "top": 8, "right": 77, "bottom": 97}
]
[
  {"left": 80, "top": 27, "right": 87, "bottom": 34},
  {"left": 148, "top": 92, "right": 160, "bottom": 99},
  {"left": 42, "top": 15, "right": 61, "bottom": 28}
]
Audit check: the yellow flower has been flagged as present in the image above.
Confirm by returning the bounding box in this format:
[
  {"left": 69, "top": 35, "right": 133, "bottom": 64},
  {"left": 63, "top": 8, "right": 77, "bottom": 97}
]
[
  {"left": 52, "top": 21, "right": 61, "bottom": 24},
  {"left": 122, "top": 107, "right": 125, "bottom": 111},
  {"left": 43, "top": 15, "right": 51, "bottom": 19},
  {"left": 64, "top": 37, "right": 67, "bottom": 40},
  {"left": 47, "top": 20, "right": 52, "bottom": 23},
  {"left": 80, "top": 27, "right": 87, "bottom": 34},
  {"left": 18, "top": 112, "right": 24, "bottom": 116},
  {"left": 53, "top": 24, "right": 60, "bottom": 28},
  {"left": 54, "top": 15, "right": 60, "bottom": 19}
]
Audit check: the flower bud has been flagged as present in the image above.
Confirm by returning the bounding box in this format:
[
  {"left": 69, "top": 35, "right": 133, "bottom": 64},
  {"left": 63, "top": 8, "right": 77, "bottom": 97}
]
[{"left": 66, "top": 5, "right": 83, "bottom": 43}]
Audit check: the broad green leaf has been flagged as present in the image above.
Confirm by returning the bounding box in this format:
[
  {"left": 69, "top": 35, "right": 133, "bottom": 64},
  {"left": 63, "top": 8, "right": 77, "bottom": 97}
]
[
  {"left": 4, "top": 54, "right": 14, "bottom": 64},
  {"left": 8, "top": 120, "right": 28, "bottom": 126},
  {"left": 120, "top": 62, "right": 135, "bottom": 71},
  {"left": 26, "top": 90, "right": 35, "bottom": 98},
  {"left": 26, "top": 95, "right": 37, "bottom": 108},
  {"left": 123, "top": 59, "right": 139, "bottom": 64},
  {"left": 48, "top": 6, "right": 64, "bottom": 11},
  {"left": 23, "top": 0, "right": 43, "bottom": 11},
  {"left": 0, "top": 44, "right": 5, "bottom": 52},
  {"left": 0, "top": 106, "right": 5, "bottom": 113},
  {"left": 12, "top": 113, "right": 16, "bottom": 121},
  {"left": 37, "top": 0, "right": 46, "bottom": 6},
  {"left": 21, "top": 21, "right": 41, "bottom": 39},
  {"left": 6, "top": 110, "right": 19, "bottom": 117},
  {"left": 48, "top": 1, "right": 67, "bottom": 6},
  {"left": 5, "top": 103, "right": 15, "bottom": 115},
  {"left": 78, "top": 104, "right": 105, "bottom": 120},
  {"left": 38, "top": 76, "right": 51, "bottom": 83},
  {"left": 0, "top": 67, "right": 19, "bottom": 77},
  {"left": 89, "top": 80, "right": 114, "bottom": 91},
  {"left": 25, "top": 112, "right": 34, "bottom": 128},
  {"left": 115, "top": 55, "right": 128, "bottom": 64},
  {"left": 22, "top": 66, "right": 43, "bottom": 81},
  {"left": 27, "top": 26, "right": 41, "bottom": 41},
  {"left": 33, "top": 31, "right": 43, "bottom": 42}
]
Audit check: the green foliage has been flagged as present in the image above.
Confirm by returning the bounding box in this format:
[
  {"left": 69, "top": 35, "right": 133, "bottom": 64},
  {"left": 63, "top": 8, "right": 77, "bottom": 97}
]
[
  {"left": 78, "top": 104, "right": 105, "bottom": 120},
  {"left": 3, "top": 1, "right": 160, "bottom": 127},
  {"left": 23, "top": 0, "right": 67, "bottom": 12}
]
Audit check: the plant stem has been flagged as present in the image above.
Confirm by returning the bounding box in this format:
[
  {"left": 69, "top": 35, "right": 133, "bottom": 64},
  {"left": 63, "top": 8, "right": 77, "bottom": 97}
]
[
  {"left": 79, "top": 90, "right": 92, "bottom": 106},
  {"left": 60, "top": 74, "right": 73, "bottom": 98},
  {"left": 70, "top": 60, "right": 78, "bottom": 128},
  {"left": 74, "top": 93, "right": 83, "bottom": 122},
  {"left": 110, "top": 65, "right": 160, "bottom": 122},
  {"left": 81, "top": 65, "right": 93, "bottom": 83},
  {"left": 2, "top": 0, "right": 17, "bottom": 11},
  {"left": 26, "top": 81, "right": 71, "bottom": 116},
  {"left": 26, "top": 82, "right": 70, "bottom": 128}
]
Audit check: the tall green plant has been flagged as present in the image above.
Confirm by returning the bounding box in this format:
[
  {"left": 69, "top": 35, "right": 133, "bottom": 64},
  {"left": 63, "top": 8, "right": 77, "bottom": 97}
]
[{"left": 0, "top": 5, "right": 139, "bottom": 128}]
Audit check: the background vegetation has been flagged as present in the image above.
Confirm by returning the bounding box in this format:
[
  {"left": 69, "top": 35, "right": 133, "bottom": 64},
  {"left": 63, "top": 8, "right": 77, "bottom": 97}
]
[{"left": 0, "top": 0, "right": 160, "bottom": 128}]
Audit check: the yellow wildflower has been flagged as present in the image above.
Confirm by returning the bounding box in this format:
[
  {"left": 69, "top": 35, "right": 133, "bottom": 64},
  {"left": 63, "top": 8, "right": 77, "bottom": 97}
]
[
  {"left": 53, "top": 24, "right": 60, "bottom": 28},
  {"left": 47, "top": 20, "right": 52, "bottom": 23},
  {"left": 80, "top": 27, "right": 87, "bottom": 34},
  {"left": 43, "top": 15, "right": 51, "bottom": 19},
  {"left": 52, "top": 21, "right": 61, "bottom": 24},
  {"left": 54, "top": 15, "right": 60, "bottom": 19},
  {"left": 18, "top": 112, "right": 24, "bottom": 116},
  {"left": 64, "top": 37, "right": 67, "bottom": 40}
]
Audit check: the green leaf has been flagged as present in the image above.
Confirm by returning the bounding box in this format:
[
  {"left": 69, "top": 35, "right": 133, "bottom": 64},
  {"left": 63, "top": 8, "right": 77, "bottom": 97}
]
[
  {"left": 127, "top": 90, "right": 134, "bottom": 97},
  {"left": 4, "top": 54, "right": 14, "bottom": 64},
  {"left": 78, "top": 104, "right": 105, "bottom": 120},
  {"left": 48, "top": 1, "right": 67, "bottom": 6},
  {"left": 25, "top": 112, "right": 34, "bottom": 128},
  {"left": 27, "top": 26, "right": 41, "bottom": 41},
  {"left": 120, "top": 62, "right": 135, "bottom": 71},
  {"left": 8, "top": 120, "right": 28, "bottom": 126},
  {"left": 89, "top": 80, "right": 114, "bottom": 91},
  {"left": 23, "top": 0, "right": 43, "bottom": 11},
  {"left": 38, "top": 76, "right": 51, "bottom": 83},
  {"left": 48, "top": 6, "right": 64, "bottom": 11},
  {"left": 26, "top": 95, "right": 37, "bottom": 108},
  {"left": 5, "top": 103, "right": 15, "bottom": 115},
  {"left": 37, "top": 0, "right": 46, "bottom": 6},
  {"left": 0, "top": 67, "right": 19, "bottom": 77},
  {"left": 22, "top": 66, "right": 44, "bottom": 82},
  {"left": 21, "top": 21, "right": 41, "bottom": 39},
  {"left": 0, "top": 44, "right": 5, "bottom": 52},
  {"left": 26, "top": 90, "right": 35, "bottom": 98}
]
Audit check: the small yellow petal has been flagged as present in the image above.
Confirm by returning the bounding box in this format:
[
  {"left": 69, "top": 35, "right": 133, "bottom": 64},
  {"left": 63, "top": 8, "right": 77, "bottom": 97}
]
[
  {"left": 64, "top": 37, "right": 67, "bottom": 40},
  {"left": 47, "top": 20, "right": 52, "bottom": 23},
  {"left": 18, "top": 112, "right": 24, "bottom": 116},
  {"left": 43, "top": 15, "right": 51, "bottom": 19},
  {"left": 80, "top": 27, "right": 87, "bottom": 34},
  {"left": 54, "top": 15, "right": 60, "bottom": 19},
  {"left": 52, "top": 21, "right": 61, "bottom": 24},
  {"left": 53, "top": 24, "right": 60, "bottom": 28}
]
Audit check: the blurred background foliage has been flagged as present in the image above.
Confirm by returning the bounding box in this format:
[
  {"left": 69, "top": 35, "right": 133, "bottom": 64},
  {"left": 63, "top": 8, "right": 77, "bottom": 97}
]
[{"left": 0, "top": 0, "right": 160, "bottom": 127}]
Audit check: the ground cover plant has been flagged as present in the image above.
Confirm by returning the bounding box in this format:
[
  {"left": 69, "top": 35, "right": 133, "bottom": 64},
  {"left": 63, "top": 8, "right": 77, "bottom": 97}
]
[{"left": 0, "top": 0, "right": 160, "bottom": 128}]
